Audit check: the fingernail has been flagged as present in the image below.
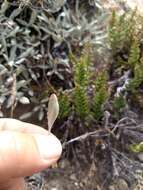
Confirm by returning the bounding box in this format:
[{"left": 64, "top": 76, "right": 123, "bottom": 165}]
[{"left": 34, "top": 134, "right": 62, "bottom": 162}]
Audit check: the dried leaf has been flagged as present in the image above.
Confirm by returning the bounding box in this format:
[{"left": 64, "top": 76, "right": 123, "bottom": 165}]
[{"left": 47, "top": 94, "right": 59, "bottom": 132}]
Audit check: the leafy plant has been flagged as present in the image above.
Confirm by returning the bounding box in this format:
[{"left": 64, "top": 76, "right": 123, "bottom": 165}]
[
  {"left": 128, "top": 38, "right": 140, "bottom": 68},
  {"left": 127, "top": 38, "right": 143, "bottom": 92},
  {"left": 129, "top": 142, "right": 143, "bottom": 153},
  {"left": 92, "top": 70, "right": 108, "bottom": 120},
  {"left": 72, "top": 45, "right": 91, "bottom": 118},
  {"left": 108, "top": 9, "right": 138, "bottom": 53},
  {"left": 58, "top": 91, "right": 71, "bottom": 119},
  {"left": 128, "top": 64, "right": 143, "bottom": 92},
  {"left": 113, "top": 94, "right": 126, "bottom": 113},
  {"left": 108, "top": 10, "right": 143, "bottom": 115},
  {"left": 74, "top": 55, "right": 90, "bottom": 87},
  {"left": 74, "top": 84, "right": 89, "bottom": 118}
]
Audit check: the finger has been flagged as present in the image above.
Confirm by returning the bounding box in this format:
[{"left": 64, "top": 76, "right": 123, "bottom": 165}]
[
  {"left": 0, "top": 178, "right": 25, "bottom": 190},
  {"left": 0, "top": 118, "right": 49, "bottom": 134},
  {"left": 0, "top": 130, "right": 62, "bottom": 180}
]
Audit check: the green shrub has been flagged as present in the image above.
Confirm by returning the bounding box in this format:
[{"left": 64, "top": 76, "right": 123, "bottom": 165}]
[
  {"left": 109, "top": 10, "right": 143, "bottom": 113},
  {"left": 113, "top": 94, "right": 126, "bottom": 112},
  {"left": 128, "top": 38, "right": 140, "bottom": 68},
  {"left": 58, "top": 91, "right": 71, "bottom": 119},
  {"left": 92, "top": 70, "right": 108, "bottom": 120},
  {"left": 71, "top": 45, "right": 91, "bottom": 118},
  {"left": 69, "top": 45, "right": 109, "bottom": 120},
  {"left": 74, "top": 84, "right": 89, "bottom": 118},
  {"left": 109, "top": 9, "right": 137, "bottom": 53},
  {"left": 127, "top": 38, "right": 143, "bottom": 92},
  {"left": 129, "top": 142, "right": 143, "bottom": 153}
]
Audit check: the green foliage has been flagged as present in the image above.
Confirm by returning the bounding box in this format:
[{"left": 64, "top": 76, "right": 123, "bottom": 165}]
[
  {"left": 74, "top": 55, "right": 89, "bottom": 87},
  {"left": 58, "top": 91, "right": 71, "bottom": 119},
  {"left": 73, "top": 45, "right": 91, "bottom": 87},
  {"left": 61, "top": 44, "right": 109, "bottom": 120},
  {"left": 70, "top": 45, "right": 109, "bottom": 120},
  {"left": 92, "top": 70, "right": 108, "bottom": 120},
  {"left": 129, "top": 142, "right": 143, "bottom": 153},
  {"left": 128, "top": 38, "right": 140, "bottom": 68},
  {"left": 113, "top": 94, "right": 126, "bottom": 112},
  {"left": 71, "top": 45, "right": 91, "bottom": 118},
  {"left": 74, "top": 85, "right": 89, "bottom": 118},
  {"left": 128, "top": 64, "right": 143, "bottom": 92},
  {"left": 108, "top": 9, "right": 137, "bottom": 53},
  {"left": 127, "top": 38, "right": 143, "bottom": 92},
  {"left": 109, "top": 10, "right": 143, "bottom": 100}
]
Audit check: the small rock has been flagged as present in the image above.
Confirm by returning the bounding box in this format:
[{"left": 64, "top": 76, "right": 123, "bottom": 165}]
[
  {"left": 117, "top": 179, "right": 128, "bottom": 190},
  {"left": 109, "top": 179, "right": 128, "bottom": 190},
  {"left": 137, "top": 153, "right": 143, "bottom": 162},
  {"left": 109, "top": 185, "right": 115, "bottom": 190},
  {"left": 70, "top": 173, "right": 77, "bottom": 181}
]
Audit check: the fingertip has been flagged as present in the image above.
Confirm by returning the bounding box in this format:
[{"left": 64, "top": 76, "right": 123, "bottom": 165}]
[
  {"left": 34, "top": 133, "right": 62, "bottom": 165},
  {"left": 0, "top": 131, "right": 62, "bottom": 178}
]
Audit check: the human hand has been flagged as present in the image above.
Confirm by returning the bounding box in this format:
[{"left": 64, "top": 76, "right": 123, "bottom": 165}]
[{"left": 0, "top": 118, "right": 62, "bottom": 190}]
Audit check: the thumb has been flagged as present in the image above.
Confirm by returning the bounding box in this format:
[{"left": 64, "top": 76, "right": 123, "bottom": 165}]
[{"left": 0, "top": 130, "right": 62, "bottom": 181}]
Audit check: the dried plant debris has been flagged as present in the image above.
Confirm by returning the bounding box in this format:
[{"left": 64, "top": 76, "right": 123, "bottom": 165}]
[{"left": 3, "top": 0, "right": 65, "bottom": 12}]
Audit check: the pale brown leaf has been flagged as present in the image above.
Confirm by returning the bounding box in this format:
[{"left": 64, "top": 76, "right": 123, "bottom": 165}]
[{"left": 47, "top": 94, "right": 59, "bottom": 132}]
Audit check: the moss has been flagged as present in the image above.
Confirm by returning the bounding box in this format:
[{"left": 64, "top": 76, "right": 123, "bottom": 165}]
[{"left": 129, "top": 142, "right": 143, "bottom": 153}]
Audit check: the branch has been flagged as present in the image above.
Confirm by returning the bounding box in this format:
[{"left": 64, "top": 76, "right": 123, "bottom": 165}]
[{"left": 62, "top": 130, "right": 109, "bottom": 148}]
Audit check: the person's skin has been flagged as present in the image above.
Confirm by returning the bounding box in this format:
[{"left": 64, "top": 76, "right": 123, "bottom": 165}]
[{"left": 0, "top": 118, "right": 62, "bottom": 190}]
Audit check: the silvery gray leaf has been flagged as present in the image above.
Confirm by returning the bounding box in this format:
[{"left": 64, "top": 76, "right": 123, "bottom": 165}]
[
  {"left": 10, "top": 8, "right": 21, "bottom": 19},
  {"left": 0, "top": 0, "right": 9, "bottom": 14},
  {"left": 6, "top": 96, "right": 13, "bottom": 108},
  {"left": 38, "top": 109, "right": 44, "bottom": 121},
  {"left": 45, "top": 0, "right": 65, "bottom": 13},
  {"left": 47, "top": 94, "right": 59, "bottom": 132},
  {"left": 19, "top": 97, "right": 30, "bottom": 104},
  {"left": 28, "top": 90, "right": 34, "bottom": 97},
  {"left": 20, "top": 112, "right": 33, "bottom": 120},
  {"left": 16, "top": 80, "right": 30, "bottom": 90},
  {"left": 0, "top": 96, "right": 6, "bottom": 104},
  {"left": 0, "top": 111, "right": 3, "bottom": 117}
]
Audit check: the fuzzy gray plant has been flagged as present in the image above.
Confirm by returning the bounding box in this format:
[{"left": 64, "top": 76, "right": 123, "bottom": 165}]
[{"left": 0, "top": 0, "right": 108, "bottom": 120}]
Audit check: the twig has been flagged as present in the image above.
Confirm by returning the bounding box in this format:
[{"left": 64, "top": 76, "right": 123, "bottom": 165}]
[
  {"left": 112, "top": 117, "right": 137, "bottom": 133},
  {"left": 111, "top": 153, "right": 119, "bottom": 177},
  {"left": 103, "top": 111, "right": 118, "bottom": 138},
  {"left": 104, "top": 111, "right": 110, "bottom": 129},
  {"left": 108, "top": 70, "right": 131, "bottom": 86},
  {"left": 62, "top": 130, "right": 109, "bottom": 148},
  {"left": 112, "top": 148, "right": 143, "bottom": 169}
]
